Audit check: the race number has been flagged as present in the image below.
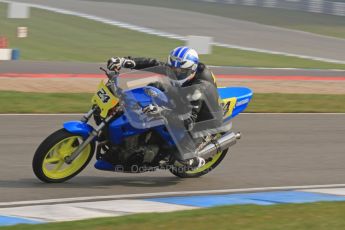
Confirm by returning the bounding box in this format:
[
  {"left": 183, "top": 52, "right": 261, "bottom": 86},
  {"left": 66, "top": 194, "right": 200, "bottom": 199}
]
[
  {"left": 221, "top": 97, "right": 237, "bottom": 118},
  {"left": 91, "top": 80, "right": 119, "bottom": 118},
  {"left": 97, "top": 88, "right": 111, "bottom": 103}
]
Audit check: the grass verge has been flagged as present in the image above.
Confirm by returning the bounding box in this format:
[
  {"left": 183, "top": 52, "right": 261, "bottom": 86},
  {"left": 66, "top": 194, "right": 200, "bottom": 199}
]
[
  {"left": 1, "top": 202, "right": 345, "bottom": 230},
  {"left": 88, "top": 0, "right": 345, "bottom": 39},
  {"left": 1, "top": 91, "right": 345, "bottom": 113},
  {"left": 0, "top": 91, "right": 92, "bottom": 113},
  {"left": 0, "top": 3, "right": 345, "bottom": 69},
  {"left": 246, "top": 93, "right": 345, "bottom": 113}
]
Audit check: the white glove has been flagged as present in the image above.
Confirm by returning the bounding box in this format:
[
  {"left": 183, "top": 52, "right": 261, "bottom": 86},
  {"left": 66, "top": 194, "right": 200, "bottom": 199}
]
[
  {"left": 107, "top": 57, "right": 136, "bottom": 71},
  {"left": 107, "top": 57, "right": 123, "bottom": 71},
  {"left": 142, "top": 104, "right": 163, "bottom": 115}
]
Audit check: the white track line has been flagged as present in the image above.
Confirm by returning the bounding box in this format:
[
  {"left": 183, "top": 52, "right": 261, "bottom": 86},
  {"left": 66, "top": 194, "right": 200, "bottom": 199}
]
[
  {"left": 0, "top": 200, "right": 197, "bottom": 222},
  {"left": 0, "top": 0, "right": 344, "bottom": 64},
  {"left": 1, "top": 184, "right": 345, "bottom": 207},
  {"left": 213, "top": 42, "right": 345, "bottom": 64},
  {"left": 300, "top": 188, "right": 345, "bottom": 196}
]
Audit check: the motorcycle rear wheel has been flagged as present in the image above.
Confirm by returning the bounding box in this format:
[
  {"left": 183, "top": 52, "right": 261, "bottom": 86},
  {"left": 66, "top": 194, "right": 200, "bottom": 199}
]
[
  {"left": 32, "top": 129, "right": 94, "bottom": 183},
  {"left": 169, "top": 149, "right": 228, "bottom": 178}
]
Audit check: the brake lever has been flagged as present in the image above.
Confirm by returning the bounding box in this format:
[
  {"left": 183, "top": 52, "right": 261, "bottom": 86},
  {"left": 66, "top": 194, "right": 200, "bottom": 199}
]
[
  {"left": 100, "top": 67, "right": 113, "bottom": 79},
  {"left": 99, "top": 67, "right": 108, "bottom": 75}
]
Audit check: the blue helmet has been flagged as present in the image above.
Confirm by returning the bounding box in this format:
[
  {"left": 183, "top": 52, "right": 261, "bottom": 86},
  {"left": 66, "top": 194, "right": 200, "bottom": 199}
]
[{"left": 167, "top": 46, "right": 199, "bottom": 85}]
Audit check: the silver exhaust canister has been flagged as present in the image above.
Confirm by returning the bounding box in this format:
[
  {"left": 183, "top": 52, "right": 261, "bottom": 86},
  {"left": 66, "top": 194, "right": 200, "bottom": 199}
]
[{"left": 198, "top": 132, "right": 241, "bottom": 158}]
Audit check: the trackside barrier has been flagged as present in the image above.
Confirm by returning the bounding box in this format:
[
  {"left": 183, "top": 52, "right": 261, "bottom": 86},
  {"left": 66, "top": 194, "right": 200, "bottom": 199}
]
[
  {"left": 0, "top": 49, "right": 12, "bottom": 60},
  {"left": 11, "top": 49, "right": 20, "bottom": 60},
  {"left": 0, "top": 37, "right": 8, "bottom": 48},
  {"left": 200, "top": 0, "right": 345, "bottom": 16},
  {"left": 0, "top": 48, "right": 20, "bottom": 61},
  {"left": 0, "top": 36, "right": 20, "bottom": 60}
]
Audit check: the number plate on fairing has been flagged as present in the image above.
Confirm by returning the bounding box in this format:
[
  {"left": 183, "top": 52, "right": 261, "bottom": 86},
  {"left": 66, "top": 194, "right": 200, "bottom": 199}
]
[
  {"left": 91, "top": 80, "right": 119, "bottom": 118},
  {"left": 221, "top": 97, "right": 237, "bottom": 119}
]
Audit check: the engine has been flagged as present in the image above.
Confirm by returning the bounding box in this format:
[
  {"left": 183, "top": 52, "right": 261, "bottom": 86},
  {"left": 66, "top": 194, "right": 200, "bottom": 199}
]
[{"left": 97, "top": 132, "right": 160, "bottom": 172}]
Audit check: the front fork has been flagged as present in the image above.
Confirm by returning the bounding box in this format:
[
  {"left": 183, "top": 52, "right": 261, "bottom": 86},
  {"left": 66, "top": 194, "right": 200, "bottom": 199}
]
[{"left": 64, "top": 107, "right": 114, "bottom": 164}]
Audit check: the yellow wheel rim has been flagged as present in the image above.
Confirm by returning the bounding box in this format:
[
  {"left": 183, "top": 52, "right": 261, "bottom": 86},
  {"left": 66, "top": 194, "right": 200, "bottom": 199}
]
[
  {"left": 186, "top": 151, "right": 223, "bottom": 174},
  {"left": 42, "top": 136, "right": 91, "bottom": 180}
]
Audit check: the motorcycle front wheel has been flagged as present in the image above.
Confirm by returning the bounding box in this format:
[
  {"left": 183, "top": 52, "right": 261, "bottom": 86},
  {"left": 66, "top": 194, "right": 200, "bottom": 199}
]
[{"left": 32, "top": 129, "right": 94, "bottom": 183}]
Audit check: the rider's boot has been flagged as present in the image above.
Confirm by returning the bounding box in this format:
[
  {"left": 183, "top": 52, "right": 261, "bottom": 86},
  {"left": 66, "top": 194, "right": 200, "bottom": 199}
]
[{"left": 174, "top": 156, "right": 206, "bottom": 170}]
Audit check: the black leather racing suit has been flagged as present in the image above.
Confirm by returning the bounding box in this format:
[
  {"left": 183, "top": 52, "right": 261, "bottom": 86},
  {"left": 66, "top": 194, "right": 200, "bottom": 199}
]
[{"left": 129, "top": 57, "right": 224, "bottom": 160}]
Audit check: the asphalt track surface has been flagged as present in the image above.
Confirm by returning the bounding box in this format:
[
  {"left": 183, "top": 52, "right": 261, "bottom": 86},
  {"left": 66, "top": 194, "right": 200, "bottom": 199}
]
[
  {"left": 6, "top": 0, "right": 345, "bottom": 62},
  {"left": 1, "top": 61, "right": 345, "bottom": 77},
  {"left": 0, "top": 114, "right": 344, "bottom": 203}
]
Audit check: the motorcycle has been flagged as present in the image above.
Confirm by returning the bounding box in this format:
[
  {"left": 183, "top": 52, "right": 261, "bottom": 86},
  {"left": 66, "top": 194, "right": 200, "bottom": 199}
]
[{"left": 32, "top": 66, "right": 253, "bottom": 183}]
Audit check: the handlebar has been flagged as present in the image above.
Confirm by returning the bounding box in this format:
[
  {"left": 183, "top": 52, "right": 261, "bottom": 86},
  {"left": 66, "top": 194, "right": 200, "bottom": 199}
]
[
  {"left": 100, "top": 67, "right": 118, "bottom": 80},
  {"left": 100, "top": 67, "right": 120, "bottom": 96}
]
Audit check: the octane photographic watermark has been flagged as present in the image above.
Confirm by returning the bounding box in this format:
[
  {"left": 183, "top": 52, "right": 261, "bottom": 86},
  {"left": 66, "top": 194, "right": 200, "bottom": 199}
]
[{"left": 128, "top": 164, "right": 215, "bottom": 174}]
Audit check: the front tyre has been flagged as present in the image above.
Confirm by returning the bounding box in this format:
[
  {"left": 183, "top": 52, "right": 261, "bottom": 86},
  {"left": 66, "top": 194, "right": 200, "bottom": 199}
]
[
  {"left": 33, "top": 129, "right": 95, "bottom": 183},
  {"left": 169, "top": 149, "right": 228, "bottom": 178}
]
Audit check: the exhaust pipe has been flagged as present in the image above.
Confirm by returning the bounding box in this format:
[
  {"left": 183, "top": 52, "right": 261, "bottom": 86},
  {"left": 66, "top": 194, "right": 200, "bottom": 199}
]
[{"left": 198, "top": 132, "right": 241, "bottom": 158}]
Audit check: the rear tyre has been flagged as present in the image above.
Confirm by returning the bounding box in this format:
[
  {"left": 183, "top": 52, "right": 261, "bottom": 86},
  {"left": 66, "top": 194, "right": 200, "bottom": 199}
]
[
  {"left": 32, "top": 129, "right": 95, "bottom": 183},
  {"left": 169, "top": 149, "right": 228, "bottom": 178}
]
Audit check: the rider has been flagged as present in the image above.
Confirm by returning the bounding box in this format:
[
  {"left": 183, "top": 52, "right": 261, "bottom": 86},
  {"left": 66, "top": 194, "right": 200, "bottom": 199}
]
[{"left": 107, "top": 46, "right": 223, "bottom": 169}]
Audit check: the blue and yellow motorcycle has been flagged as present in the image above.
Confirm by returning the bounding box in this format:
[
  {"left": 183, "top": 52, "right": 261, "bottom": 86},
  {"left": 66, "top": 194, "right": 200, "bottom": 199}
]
[{"left": 32, "top": 67, "right": 253, "bottom": 183}]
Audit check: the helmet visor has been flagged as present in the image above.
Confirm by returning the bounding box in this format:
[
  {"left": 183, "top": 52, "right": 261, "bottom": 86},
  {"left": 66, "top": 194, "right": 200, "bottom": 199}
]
[{"left": 167, "top": 66, "right": 195, "bottom": 81}]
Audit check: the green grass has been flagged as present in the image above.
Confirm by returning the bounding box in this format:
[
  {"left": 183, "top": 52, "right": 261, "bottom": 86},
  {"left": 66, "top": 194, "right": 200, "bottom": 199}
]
[
  {"left": 2, "top": 202, "right": 345, "bottom": 230},
  {"left": 87, "top": 0, "right": 345, "bottom": 39},
  {"left": 1, "top": 3, "right": 345, "bottom": 69},
  {"left": 0, "top": 3, "right": 181, "bottom": 62},
  {"left": 1, "top": 91, "right": 345, "bottom": 113},
  {"left": 0, "top": 91, "right": 92, "bottom": 113},
  {"left": 246, "top": 93, "right": 345, "bottom": 113}
]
